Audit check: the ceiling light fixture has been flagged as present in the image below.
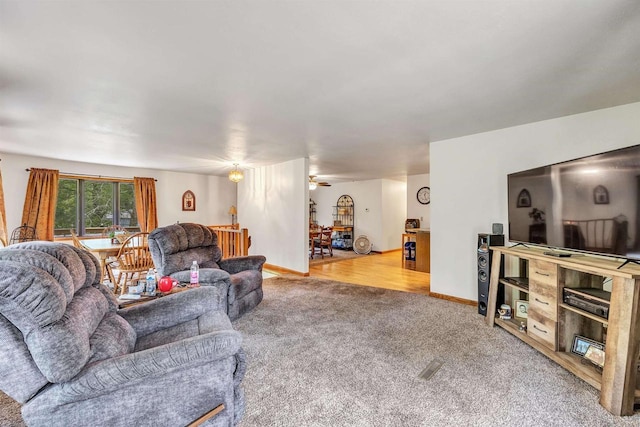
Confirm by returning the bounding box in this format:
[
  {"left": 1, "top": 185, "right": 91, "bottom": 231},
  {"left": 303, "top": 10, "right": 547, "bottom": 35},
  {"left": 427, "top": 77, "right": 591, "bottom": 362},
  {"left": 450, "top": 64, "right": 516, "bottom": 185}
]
[
  {"left": 309, "top": 175, "right": 331, "bottom": 190},
  {"left": 228, "top": 164, "right": 244, "bottom": 183}
]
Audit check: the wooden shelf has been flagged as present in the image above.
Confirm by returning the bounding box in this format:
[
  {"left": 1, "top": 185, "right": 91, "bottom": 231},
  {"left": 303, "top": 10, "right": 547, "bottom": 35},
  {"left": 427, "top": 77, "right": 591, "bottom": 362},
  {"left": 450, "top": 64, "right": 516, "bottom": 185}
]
[
  {"left": 487, "top": 245, "right": 640, "bottom": 416},
  {"left": 499, "top": 278, "right": 530, "bottom": 294},
  {"left": 332, "top": 195, "right": 354, "bottom": 249},
  {"left": 553, "top": 351, "right": 603, "bottom": 391},
  {"left": 491, "top": 245, "right": 640, "bottom": 279},
  {"left": 496, "top": 318, "right": 603, "bottom": 391},
  {"left": 495, "top": 317, "right": 527, "bottom": 333},
  {"left": 559, "top": 303, "right": 609, "bottom": 326}
]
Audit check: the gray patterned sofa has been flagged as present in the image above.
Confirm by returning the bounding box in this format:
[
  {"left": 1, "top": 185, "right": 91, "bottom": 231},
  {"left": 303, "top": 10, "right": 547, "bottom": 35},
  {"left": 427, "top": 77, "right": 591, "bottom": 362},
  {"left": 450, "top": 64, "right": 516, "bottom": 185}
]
[
  {"left": 0, "top": 242, "right": 245, "bottom": 426},
  {"left": 149, "top": 223, "right": 266, "bottom": 321}
]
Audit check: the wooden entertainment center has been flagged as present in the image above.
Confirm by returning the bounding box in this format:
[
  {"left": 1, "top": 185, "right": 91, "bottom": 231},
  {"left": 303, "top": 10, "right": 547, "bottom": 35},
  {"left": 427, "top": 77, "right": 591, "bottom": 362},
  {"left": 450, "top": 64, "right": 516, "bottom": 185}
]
[
  {"left": 401, "top": 231, "right": 430, "bottom": 273},
  {"left": 486, "top": 245, "right": 640, "bottom": 416}
]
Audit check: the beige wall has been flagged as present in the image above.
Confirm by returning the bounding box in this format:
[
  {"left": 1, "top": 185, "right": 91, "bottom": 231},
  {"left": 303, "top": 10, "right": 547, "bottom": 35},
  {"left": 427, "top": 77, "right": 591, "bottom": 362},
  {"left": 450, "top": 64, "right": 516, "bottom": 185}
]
[
  {"left": 407, "top": 173, "right": 430, "bottom": 228},
  {"left": 238, "top": 157, "right": 309, "bottom": 273},
  {"left": 0, "top": 152, "right": 237, "bottom": 234},
  {"left": 313, "top": 178, "right": 406, "bottom": 252},
  {"left": 430, "top": 102, "right": 640, "bottom": 301}
]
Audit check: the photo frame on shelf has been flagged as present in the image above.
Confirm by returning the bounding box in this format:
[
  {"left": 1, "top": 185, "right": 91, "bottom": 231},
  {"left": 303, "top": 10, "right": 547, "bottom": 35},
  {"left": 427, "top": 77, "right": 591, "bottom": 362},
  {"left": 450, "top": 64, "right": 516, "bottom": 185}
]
[
  {"left": 514, "top": 300, "right": 529, "bottom": 319},
  {"left": 584, "top": 345, "right": 605, "bottom": 367},
  {"left": 182, "top": 190, "right": 196, "bottom": 211},
  {"left": 570, "top": 335, "right": 604, "bottom": 357},
  {"left": 516, "top": 189, "right": 531, "bottom": 208}
]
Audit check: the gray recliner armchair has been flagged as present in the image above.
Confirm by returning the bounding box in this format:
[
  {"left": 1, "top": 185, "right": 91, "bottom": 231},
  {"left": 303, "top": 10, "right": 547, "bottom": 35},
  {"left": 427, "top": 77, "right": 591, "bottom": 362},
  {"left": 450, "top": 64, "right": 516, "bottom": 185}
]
[
  {"left": 0, "top": 242, "right": 245, "bottom": 427},
  {"left": 148, "top": 223, "right": 266, "bottom": 321}
]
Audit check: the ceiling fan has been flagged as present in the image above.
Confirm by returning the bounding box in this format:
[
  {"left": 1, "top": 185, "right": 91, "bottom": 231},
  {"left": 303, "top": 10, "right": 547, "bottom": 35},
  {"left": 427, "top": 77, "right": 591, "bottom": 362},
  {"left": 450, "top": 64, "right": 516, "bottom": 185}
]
[{"left": 309, "top": 175, "right": 331, "bottom": 190}]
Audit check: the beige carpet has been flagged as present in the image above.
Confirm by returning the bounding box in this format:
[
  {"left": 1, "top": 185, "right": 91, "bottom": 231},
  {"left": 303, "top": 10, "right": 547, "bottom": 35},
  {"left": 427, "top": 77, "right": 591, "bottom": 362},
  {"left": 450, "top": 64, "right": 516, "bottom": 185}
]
[
  {"left": 0, "top": 391, "right": 23, "bottom": 427},
  {"left": 4, "top": 277, "right": 639, "bottom": 426},
  {"left": 233, "top": 276, "right": 640, "bottom": 426}
]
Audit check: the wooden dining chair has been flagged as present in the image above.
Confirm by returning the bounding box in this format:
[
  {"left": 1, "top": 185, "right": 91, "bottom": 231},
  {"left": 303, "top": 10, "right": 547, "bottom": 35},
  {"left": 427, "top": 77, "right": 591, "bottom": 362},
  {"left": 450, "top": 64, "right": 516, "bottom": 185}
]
[
  {"left": 114, "top": 232, "right": 154, "bottom": 295},
  {"left": 314, "top": 227, "right": 333, "bottom": 259},
  {"left": 69, "top": 228, "right": 84, "bottom": 249},
  {"left": 309, "top": 226, "right": 322, "bottom": 259}
]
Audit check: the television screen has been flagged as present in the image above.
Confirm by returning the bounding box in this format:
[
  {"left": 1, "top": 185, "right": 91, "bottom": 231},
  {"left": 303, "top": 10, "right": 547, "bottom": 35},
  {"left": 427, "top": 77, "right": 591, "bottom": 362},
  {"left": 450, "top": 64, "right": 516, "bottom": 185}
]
[{"left": 508, "top": 145, "right": 640, "bottom": 261}]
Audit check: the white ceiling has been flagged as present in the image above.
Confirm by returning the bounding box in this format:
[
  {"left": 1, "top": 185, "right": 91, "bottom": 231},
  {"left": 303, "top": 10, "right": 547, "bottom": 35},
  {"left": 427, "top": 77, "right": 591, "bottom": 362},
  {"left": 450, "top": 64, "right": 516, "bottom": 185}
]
[{"left": 1, "top": 1, "right": 639, "bottom": 183}]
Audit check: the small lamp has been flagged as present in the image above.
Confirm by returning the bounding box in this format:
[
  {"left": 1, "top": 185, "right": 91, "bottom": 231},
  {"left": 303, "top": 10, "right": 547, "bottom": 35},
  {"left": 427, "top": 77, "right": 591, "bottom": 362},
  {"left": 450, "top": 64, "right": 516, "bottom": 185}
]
[
  {"left": 228, "top": 164, "right": 244, "bottom": 183},
  {"left": 228, "top": 205, "right": 237, "bottom": 225}
]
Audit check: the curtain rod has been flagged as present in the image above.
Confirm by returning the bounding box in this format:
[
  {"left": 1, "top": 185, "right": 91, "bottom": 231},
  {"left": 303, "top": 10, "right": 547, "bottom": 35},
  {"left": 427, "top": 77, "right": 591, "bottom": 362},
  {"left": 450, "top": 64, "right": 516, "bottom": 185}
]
[{"left": 24, "top": 169, "right": 157, "bottom": 181}]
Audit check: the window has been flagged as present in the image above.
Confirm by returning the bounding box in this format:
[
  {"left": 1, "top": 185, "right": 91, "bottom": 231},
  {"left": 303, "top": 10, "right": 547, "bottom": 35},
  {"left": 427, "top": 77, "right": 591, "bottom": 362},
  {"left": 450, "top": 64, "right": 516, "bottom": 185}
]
[{"left": 54, "top": 178, "right": 139, "bottom": 236}]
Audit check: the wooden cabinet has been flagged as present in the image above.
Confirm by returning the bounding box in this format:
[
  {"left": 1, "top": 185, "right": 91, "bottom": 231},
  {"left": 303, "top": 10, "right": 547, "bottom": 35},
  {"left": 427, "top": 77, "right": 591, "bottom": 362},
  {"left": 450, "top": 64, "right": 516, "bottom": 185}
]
[
  {"left": 528, "top": 260, "right": 558, "bottom": 350},
  {"left": 415, "top": 231, "right": 430, "bottom": 273},
  {"left": 487, "top": 246, "right": 640, "bottom": 416},
  {"left": 402, "top": 233, "right": 416, "bottom": 270},
  {"left": 402, "top": 231, "right": 430, "bottom": 273}
]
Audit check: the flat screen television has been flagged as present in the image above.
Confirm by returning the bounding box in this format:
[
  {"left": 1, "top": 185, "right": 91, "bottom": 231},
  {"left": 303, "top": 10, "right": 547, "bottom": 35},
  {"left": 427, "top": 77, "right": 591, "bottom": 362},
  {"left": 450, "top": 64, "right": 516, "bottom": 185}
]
[{"left": 507, "top": 145, "right": 640, "bottom": 262}]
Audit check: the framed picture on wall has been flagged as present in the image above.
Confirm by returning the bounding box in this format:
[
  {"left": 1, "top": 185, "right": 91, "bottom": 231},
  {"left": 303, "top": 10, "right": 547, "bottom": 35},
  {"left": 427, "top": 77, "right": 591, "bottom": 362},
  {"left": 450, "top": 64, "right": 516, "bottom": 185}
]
[{"left": 182, "top": 190, "right": 196, "bottom": 211}]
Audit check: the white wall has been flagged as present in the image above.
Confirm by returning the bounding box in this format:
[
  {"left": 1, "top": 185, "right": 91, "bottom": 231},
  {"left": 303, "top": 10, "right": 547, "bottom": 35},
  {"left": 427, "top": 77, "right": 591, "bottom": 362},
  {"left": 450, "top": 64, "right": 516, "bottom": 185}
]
[
  {"left": 238, "top": 157, "right": 308, "bottom": 273},
  {"left": 430, "top": 102, "right": 640, "bottom": 301},
  {"left": 407, "top": 174, "right": 430, "bottom": 228},
  {"left": 382, "top": 179, "right": 407, "bottom": 250},
  {"left": 313, "top": 178, "right": 405, "bottom": 252},
  {"left": 314, "top": 180, "right": 381, "bottom": 249},
  {"left": 0, "top": 152, "right": 236, "bottom": 232}
]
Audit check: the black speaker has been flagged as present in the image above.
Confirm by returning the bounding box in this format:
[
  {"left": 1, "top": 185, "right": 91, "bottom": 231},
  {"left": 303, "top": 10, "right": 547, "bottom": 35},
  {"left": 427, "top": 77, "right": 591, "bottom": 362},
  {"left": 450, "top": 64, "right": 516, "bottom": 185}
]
[{"left": 477, "top": 233, "right": 504, "bottom": 316}]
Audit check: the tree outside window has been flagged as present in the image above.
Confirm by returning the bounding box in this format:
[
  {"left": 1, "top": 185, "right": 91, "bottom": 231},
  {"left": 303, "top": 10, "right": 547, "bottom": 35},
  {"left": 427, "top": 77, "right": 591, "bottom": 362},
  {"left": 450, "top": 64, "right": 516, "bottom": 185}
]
[
  {"left": 55, "top": 179, "right": 78, "bottom": 235},
  {"left": 54, "top": 178, "right": 139, "bottom": 236}
]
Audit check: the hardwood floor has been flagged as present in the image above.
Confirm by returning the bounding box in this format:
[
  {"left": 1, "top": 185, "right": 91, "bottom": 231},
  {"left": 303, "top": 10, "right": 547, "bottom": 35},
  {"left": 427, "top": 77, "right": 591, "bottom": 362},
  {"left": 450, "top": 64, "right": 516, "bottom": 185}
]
[{"left": 309, "top": 250, "right": 430, "bottom": 295}]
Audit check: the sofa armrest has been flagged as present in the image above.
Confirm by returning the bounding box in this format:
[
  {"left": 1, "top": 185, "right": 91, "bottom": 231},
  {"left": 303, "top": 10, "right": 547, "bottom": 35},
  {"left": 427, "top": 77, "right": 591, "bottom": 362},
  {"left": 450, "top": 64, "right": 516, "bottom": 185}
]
[
  {"left": 218, "top": 255, "right": 266, "bottom": 275},
  {"left": 56, "top": 329, "right": 242, "bottom": 402},
  {"left": 170, "top": 268, "right": 230, "bottom": 284},
  {"left": 118, "top": 286, "right": 221, "bottom": 337}
]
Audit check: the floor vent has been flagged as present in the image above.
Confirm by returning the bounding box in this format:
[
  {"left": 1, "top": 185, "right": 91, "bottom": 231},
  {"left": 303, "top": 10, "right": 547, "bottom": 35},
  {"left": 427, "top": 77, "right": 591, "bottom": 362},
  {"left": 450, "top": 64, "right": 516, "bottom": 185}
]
[{"left": 418, "top": 358, "right": 444, "bottom": 381}]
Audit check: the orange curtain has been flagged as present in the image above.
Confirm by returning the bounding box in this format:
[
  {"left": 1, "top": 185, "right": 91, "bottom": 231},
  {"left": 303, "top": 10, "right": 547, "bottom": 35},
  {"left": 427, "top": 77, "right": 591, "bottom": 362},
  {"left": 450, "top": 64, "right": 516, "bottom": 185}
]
[
  {"left": 21, "top": 168, "right": 59, "bottom": 241},
  {"left": 0, "top": 168, "right": 7, "bottom": 246},
  {"left": 134, "top": 177, "right": 158, "bottom": 232}
]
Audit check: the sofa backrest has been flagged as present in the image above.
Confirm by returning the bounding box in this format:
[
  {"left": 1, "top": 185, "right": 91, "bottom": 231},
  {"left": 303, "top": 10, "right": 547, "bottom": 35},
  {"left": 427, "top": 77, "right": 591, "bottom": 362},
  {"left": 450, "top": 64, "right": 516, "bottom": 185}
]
[
  {"left": 149, "top": 223, "right": 223, "bottom": 276},
  {"left": 0, "top": 242, "right": 135, "bottom": 403}
]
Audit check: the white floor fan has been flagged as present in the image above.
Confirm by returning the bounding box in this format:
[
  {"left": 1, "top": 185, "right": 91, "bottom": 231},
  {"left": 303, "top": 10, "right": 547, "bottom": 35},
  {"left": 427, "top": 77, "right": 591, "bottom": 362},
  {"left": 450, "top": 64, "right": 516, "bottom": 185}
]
[{"left": 353, "top": 235, "right": 372, "bottom": 255}]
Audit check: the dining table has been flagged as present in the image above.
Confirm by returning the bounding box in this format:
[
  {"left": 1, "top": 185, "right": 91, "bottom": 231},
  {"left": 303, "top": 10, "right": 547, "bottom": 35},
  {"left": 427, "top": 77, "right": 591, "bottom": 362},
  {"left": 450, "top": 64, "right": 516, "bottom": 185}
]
[{"left": 81, "top": 238, "right": 121, "bottom": 287}]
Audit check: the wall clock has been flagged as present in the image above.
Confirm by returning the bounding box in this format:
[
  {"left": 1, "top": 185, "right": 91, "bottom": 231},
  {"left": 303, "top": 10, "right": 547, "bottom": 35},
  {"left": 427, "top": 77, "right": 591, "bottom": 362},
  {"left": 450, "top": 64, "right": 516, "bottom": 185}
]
[{"left": 417, "top": 186, "right": 430, "bottom": 205}]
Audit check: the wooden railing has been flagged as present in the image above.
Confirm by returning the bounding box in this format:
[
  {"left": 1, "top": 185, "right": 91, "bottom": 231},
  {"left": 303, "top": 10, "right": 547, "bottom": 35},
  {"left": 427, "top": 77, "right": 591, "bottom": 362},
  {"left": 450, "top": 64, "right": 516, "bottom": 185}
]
[
  {"left": 208, "top": 225, "right": 250, "bottom": 259},
  {"left": 208, "top": 224, "right": 240, "bottom": 230}
]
